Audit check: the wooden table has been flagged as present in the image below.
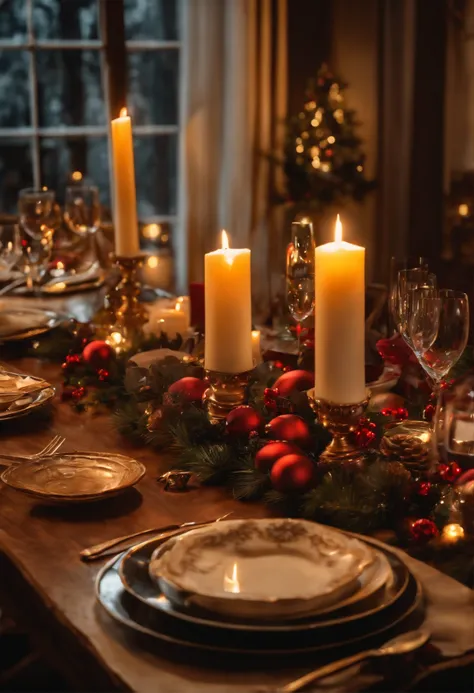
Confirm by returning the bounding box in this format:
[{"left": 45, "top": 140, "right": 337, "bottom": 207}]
[{"left": 0, "top": 357, "right": 296, "bottom": 692}]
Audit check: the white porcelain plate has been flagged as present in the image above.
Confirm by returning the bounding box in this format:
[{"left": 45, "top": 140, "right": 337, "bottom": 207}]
[{"left": 149, "top": 518, "right": 375, "bottom": 620}]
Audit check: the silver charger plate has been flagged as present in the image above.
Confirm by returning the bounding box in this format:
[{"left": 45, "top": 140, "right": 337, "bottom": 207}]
[
  {"left": 0, "top": 386, "right": 55, "bottom": 420},
  {"left": 95, "top": 536, "right": 423, "bottom": 656},
  {"left": 0, "top": 308, "right": 62, "bottom": 341},
  {"left": 1, "top": 452, "right": 146, "bottom": 503},
  {"left": 118, "top": 532, "right": 408, "bottom": 635}
]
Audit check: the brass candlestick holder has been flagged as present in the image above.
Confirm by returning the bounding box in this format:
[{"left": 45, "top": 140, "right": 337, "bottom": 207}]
[
  {"left": 204, "top": 370, "right": 252, "bottom": 424},
  {"left": 308, "top": 389, "right": 370, "bottom": 465},
  {"left": 102, "top": 254, "right": 148, "bottom": 352}
]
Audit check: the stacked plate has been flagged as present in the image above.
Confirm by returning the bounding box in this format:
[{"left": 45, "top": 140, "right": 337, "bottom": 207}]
[
  {"left": 0, "top": 307, "right": 62, "bottom": 342},
  {"left": 96, "top": 518, "right": 423, "bottom": 658},
  {"left": 0, "top": 370, "right": 55, "bottom": 420}
]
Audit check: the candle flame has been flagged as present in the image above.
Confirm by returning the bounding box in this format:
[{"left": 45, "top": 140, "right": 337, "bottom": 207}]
[
  {"left": 335, "top": 214, "right": 343, "bottom": 243},
  {"left": 175, "top": 301, "right": 181, "bottom": 312},
  {"left": 221, "top": 229, "right": 229, "bottom": 250},
  {"left": 119, "top": 107, "right": 128, "bottom": 118},
  {"left": 224, "top": 562, "right": 240, "bottom": 593}
]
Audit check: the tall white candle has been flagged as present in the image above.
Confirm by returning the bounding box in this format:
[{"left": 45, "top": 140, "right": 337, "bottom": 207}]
[
  {"left": 111, "top": 108, "right": 140, "bottom": 257},
  {"left": 205, "top": 231, "right": 253, "bottom": 373},
  {"left": 314, "top": 215, "right": 365, "bottom": 404}
]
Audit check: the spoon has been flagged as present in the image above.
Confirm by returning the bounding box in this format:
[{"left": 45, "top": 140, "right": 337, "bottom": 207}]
[{"left": 278, "top": 629, "right": 430, "bottom": 692}]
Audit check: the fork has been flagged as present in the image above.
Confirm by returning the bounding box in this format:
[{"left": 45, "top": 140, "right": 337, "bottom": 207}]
[{"left": 0, "top": 435, "right": 66, "bottom": 466}]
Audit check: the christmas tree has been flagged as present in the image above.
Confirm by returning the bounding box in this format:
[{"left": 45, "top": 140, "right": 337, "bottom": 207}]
[{"left": 280, "top": 64, "right": 375, "bottom": 210}]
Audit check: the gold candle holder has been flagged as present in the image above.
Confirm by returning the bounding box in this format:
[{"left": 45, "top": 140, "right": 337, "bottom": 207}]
[
  {"left": 103, "top": 254, "right": 148, "bottom": 352},
  {"left": 308, "top": 389, "right": 370, "bottom": 465},
  {"left": 204, "top": 370, "right": 252, "bottom": 424}
]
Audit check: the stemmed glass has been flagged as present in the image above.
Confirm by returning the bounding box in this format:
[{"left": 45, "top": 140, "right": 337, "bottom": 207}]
[
  {"left": 396, "top": 269, "right": 437, "bottom": 347},
  {"left": 0, "top": 225, "right": 22, "bottom": 279},
  {"left": 18, "top": 187, "right": 56, "bottom": 291},
  {"left": 389, "top": 257, "right": 429, "bottom": 333},
  {"left": 64, "top": 185, "right": 101, "bottom": 270},
  {"left": 286, "top": 219, "right": 315, "bottom": 355},
  {"left": 408, "top": 290, "right": 469, "bottom": 394}
]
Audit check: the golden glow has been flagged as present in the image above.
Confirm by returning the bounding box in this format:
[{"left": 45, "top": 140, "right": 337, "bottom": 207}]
[
  {"left": 147, "top": 256, "right": 159, "bottom": 269},
  {"left": 357, "top": 165, "right": 363, "bottom": 172},
  {"left": 321, "top": 162, "right": 331, "bottom": 172},
  {"left": 335, "top": 214, "right": 343, "bottom": 243},
  {"left": 441, "top": 523, "right": 465, "bottom": 543},
  {"left": 41, "top": 186, "right": 48, "bottom": 191},
  {"left": 142, "top": 223, "right": 161, "bottom": 240},
  {"left": 327, "top": 135, "right": 335, "bottom": 144},
  {"left": 221, "top": 230, "right": 229, "bottom": 250},
  {"left": 71, "top": 170, "right": 83, "bottom": 182},
  {"left": 312, "top": 157, "right": 321, "bottom": 169},
  {"left": 224, "top": 562, "right": 240, "bottom": 594},
  {"left": 56, "top": 261, "right": 64, "bottom": 271},
  {"left": 296, "top": 145, "right": 304, "bottom": 153},
  {"left": 175, "top": 301, "right": 181, "bottom": 312},
  {"left": 459, "top": 203, "right": 469, "bottom": 217},
  {"left": 251, "top": 329, "right": 260, "bottom": 338},
  {"left": 419, "top": 432, "right": 431, "bottom": 443},
  {"left": 119, "top": 107, "right": 128, "bottom": 118},
  {"left": 110, "top": 331, "right": 123, "bottom": 345}
]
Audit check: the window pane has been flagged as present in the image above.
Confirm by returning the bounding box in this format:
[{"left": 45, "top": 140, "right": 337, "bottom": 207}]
[
  {"left": 40, "top": 137, "right": 110, "bottom": 209},
  {"left": 128, "top": 51, "right": 179, "bottom": 125},
  {"left": 0, "top": 139, "right": 33, "bottom": 214},
  {"left": 0, "top": 52, "right": 30, "bottom": 127},
  {"left": 36, "top": 50, "right": 105, "bottom": 127},
  {"left": 134, "top": 135, "right": 177, "bottom": 218},
  {"left": 0, "top": 0, "right": 27, "bottom": 41},
  {"left": 33, "top": 0, "right": 99, "bottom": 40},
  {"left": 124, "top": 0, "right": 179, "bottom": 41}
]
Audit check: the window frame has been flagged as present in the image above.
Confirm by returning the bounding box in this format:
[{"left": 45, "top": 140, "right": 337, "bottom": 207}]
[{"left": 0, "top": 0, "right": 181, "bottom": 225}]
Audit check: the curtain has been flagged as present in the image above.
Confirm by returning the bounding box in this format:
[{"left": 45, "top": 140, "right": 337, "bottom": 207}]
[{"left": 176, "top": 0, "right": 287, "bottom": 315}]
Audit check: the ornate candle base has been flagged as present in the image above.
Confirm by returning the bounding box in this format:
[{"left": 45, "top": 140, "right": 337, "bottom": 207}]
[
  {"left": 204, "top": 370, "right": 251, "bottom": 424},
  {"left": 308, "top": 389, "right": 369, "bottom": 465},
  {"left": 98, "top": 254, "right": 148, "bottom": 352}
]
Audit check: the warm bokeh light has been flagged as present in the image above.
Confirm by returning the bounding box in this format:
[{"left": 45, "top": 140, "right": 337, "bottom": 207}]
[
  {"left": 119, "top": 107, "right": 128, "bottom": 118},
  {"left": 71, "top": 171, "right": 83, "bottom": 182},
  {"left": 142, "top": 223, "right": 161, "bottom": 240},
  {"left": 221, "top": 230, "right": 229, "bottom": 250},
  {"left": 335, "top": 214, "right": 342, "bottom": 243},
  {"left": 459, "top": 203, "right": 469, "bottom": 217},
  {"left": 441, "top": 523, "right": 465, "bottom": 543},
  {"left": 175, "top": 301, "right": 181, "bottom": 312},
  {"left": 147, "top": 256, "right": 159, "bottom": 269}
]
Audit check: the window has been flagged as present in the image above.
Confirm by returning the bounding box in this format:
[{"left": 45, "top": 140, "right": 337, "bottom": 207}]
[{"left": 0, "top": 0, "right": 180, "bottom": 237}]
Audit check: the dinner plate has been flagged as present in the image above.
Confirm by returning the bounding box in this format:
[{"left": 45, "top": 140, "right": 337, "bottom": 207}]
[
  {"left": 96, "top": 536, "right": 422, "bottom": 657},
  {"left": 0, "top": 370, "right": 52, "bottom": 411},
  {"left": 1, "top": 452, "right": 145, "bottom": 503},
  {"left": 0, "top": 308, "right": 62, "bottom": 341},
  {"left": 119, "top": 532, "right": 407, "bottom": 639},
  {"left": 148, "top": 519, "right": 375, "bottom": 619}
]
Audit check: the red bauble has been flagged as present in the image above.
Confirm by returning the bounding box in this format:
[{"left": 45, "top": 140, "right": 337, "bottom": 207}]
[
  {"left": 266, "top": 414, "right": 312, "bottom": 448},
  {"left": 97, "top": 368, "right": 110, "bottom": 382},
  {"left": 409, "top": 518, "right": 439, "bottom": 544},
  {"left": 72, "top": 385, "right": 87, "bottom": 401},
  {"left": 226, "top": 406, "right": 263, "bottom": 436},
  {"left": 273, "top": 370, "right": 314, "bottom": 397},
  {"left": 355, "top": 418, "right": 377, "bottom": 448},
  {"left": 270, "top": 454, "right": 315, "bottom": 493},
  {"left": 255, "top": 441, "right": 302, "bottom": 473},
  {"left": 82, "top": 340, "right": 115, "bottom": 369},
  {"left": 416, "top": 481, "right": 432, "bottom": 497},
  {"left": 167, "top": 377, "right": 208, "bottom": 404},
  {"left": 423, "top": 403, "right": 436, "bottom": 422}
]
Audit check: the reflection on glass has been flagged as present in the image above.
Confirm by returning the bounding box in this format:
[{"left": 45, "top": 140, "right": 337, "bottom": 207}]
[
  {"left": 286, "top": 219, "right": 315, "bottom": 355},
  {"left": 18, "top": 187, "right": 56, "bottom": 291},
  {"left": 64, "top": 184, "right": 101, "bottom": 269},
  {"left": 389, "top": 256, "right": 429, "bottom": 333}
]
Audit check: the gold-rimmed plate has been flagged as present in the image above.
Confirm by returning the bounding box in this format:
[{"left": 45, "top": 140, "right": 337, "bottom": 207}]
[
  {"left": 96, "top": 536, "right": 422, "bottom": 656},
  {"left": 0, "top": 386, "right": 55, "bottom": 420},
  {"left": 1, "top": 452, "right": 145, "bottom": 503},
  {"left": 0, "top": 307, "right": 62, "bottom": 341}
]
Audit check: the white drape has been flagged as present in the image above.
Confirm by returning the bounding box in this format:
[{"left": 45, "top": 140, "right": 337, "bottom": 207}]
[{"left": 176, "top": 0, "right": 287, "bottom": 314}]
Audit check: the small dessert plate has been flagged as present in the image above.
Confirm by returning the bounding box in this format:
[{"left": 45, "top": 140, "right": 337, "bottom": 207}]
[
  {"left": 1, "top": 452, "right": 145, "bottom": 503},
  {"left": 149, "top": 518, "right": 375, "bottom": 620},
  {"left": 0, "top": 307, "right": 62, "bottom": 341}
]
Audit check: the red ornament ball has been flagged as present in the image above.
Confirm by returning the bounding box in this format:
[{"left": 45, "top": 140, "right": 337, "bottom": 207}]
[
  {"left": 270, "top": 454, "right": 315, "bottom": 493},
  {"left": 438, "top": 461, "right": 462, "bottom": 484},
  {"left": 273, "top": 370, "right": 314, "bottom": 397},
  {"left": 255, "top": 441, "right": 302, "bottom": 473},
  {"left": 409, "top": 518, "right": 439, "bottom": 544},
  {"left": 424, "top": 403, "right": 436, "bottom": 422},
  {"left": 168, "top": 377, "right": 208, "bottom": 404},
  {"left": 226, "top": 406, "right": 263, "bottom": 436},
  {"left": 416, "top": 481, "right": 432, "bottom": 497},
  {"left": 266, "top": 414, "right": 312, "bottom": 449},
  {"left": 82, "top": 340, "right": 115, "bottom": 369},
  {"left": 72, "top": 385, "right": 87, "bottom": 401}
]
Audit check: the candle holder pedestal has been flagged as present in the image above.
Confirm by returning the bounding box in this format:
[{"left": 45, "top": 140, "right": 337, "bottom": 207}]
[
  {"left": 204, "top": 370, "right": 251, "bottom": 424},
  {"left": 308, "top": 389, "right": 370, "bottom": 465},
  {"left": 97, "top": 254, "right": 148, "bottom": 352}
]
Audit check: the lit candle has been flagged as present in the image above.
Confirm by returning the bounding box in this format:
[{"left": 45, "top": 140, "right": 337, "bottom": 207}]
[
  {"left": 314, "top": 215, "right": 365, "bottom": 404},
  {"left": 157, "top": 301, "right": 189, "bottom": 339},
  {"left": 205, "top": 231, "right": 253, "bottom": 373},
  {"left": 111, "top": 108, "right": 140, "bottom": 257},
  {"left": 252, "top": 330, "right": 262, "bottom": 365}
]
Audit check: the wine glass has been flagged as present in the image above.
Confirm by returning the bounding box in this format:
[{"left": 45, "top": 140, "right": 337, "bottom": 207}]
[
  {"left": 64, "top": 185, "right": 101, "bottom": 270},
  {"left": 408, "top": 290, "right": 469, "bottom": 393},
  {"left": 18, "top": 188, "right": 56, "bottom": 291},
  {"left": 0, "top": 224, "right": 22, "bottom": 279},
  {"left": 442, "top": 375, "right": 474, "bottom": 466},
  {"left": 397, "top": 274, "right": 437, "bottom": 348},
  {"left": 286, "top": 219, "right": 315, "bottom": 354},
  {"left": 389, "top": 257, "right": 429, "bottom": 333}
]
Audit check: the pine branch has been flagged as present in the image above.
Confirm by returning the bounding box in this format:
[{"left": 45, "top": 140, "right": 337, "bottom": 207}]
[{"left": 178, "top": 443, "right": 234, "bottom": 485}]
